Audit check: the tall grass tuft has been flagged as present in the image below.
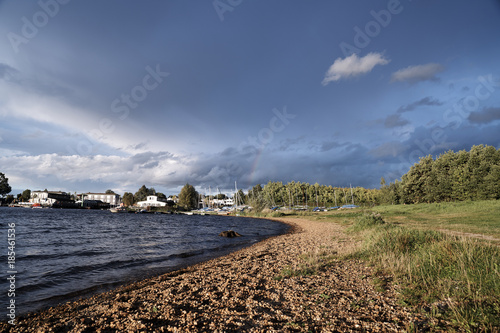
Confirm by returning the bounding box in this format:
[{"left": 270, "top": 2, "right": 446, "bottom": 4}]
[
  {"left": 348, "top": 212, "right": 385, "bottom": 232},
  {"left": 345, "top": 216, "right": 500, "bottom": 330}
]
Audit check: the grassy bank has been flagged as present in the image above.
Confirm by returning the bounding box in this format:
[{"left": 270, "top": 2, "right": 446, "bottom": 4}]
[
  {"left": 346, "top": 213, "right": 499, "bottom": 331},
  {"left": 370, "top": 200, "right": 500, "bottom": 241},
  {"left": 256, "top": 200, "right": 500, "bottom": 331}
]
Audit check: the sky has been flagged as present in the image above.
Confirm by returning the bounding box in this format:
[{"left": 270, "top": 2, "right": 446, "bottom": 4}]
[{"left": 0, "top": 0, "right": 499, "bottom": 196}]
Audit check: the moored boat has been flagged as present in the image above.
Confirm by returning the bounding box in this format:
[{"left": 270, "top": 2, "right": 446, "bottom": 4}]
[{"left": 110, "top": 207, "right": 128, "bottom": 213}]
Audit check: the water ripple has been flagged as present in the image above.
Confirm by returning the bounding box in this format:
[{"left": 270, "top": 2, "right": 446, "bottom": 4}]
[{"left": 0, "top": 207, "right": 288, "bottom": 315}]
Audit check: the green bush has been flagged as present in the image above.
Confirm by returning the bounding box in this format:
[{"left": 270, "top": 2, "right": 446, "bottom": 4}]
[
  {"left": 349, "top": 212, "right": 385, "bottom": 231},
  {"left": 371, "top": 227, "right": 443, "bottom": 254}
]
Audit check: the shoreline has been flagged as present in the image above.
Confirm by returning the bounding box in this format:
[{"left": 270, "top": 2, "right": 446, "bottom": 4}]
[
  {"left": 4, "top": 212, "right": 289, "bottom": 318},
  {"left": 1, "top": 216, "right": 426, "bottom": 332}
]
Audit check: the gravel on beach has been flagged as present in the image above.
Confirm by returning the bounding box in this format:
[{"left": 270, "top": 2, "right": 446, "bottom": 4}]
[{"left": 2, "top": 217, "right": 432, "bottom": 332}]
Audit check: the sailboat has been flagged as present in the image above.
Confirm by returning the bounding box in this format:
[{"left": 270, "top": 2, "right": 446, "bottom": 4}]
[
  {"left": 232, "top": 181, "right": 240, "bottom": 213},
  {"left": 340, "top": 184, "right": 359, "bottom": 209}
]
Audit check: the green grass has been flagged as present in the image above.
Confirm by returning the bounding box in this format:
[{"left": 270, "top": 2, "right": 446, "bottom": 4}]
[
  {"left": 341, "top": 206, "right": 500, "bottom": 331},
  {"left": 370, "top": 200, "right": 500, "bottom": 241}
]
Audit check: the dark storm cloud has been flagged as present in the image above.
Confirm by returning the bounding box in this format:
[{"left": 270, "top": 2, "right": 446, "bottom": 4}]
[
  {"left": 379, "top": 122, "right": 500, "bottom": 182},
  {"left": 384, "top": 114, "right": 410, "bottom": 128},
  {"left": 468, "top": 107, "right": 500, "bottom": 124}
]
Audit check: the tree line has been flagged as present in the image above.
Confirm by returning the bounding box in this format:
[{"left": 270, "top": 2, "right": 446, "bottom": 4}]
[
  {"left": 240, "top": 182, "right": 378, "bottom": 209},
  {"left": 380, "top": 144, "right": 500, "bottom": 204},
  {"left": 236, "top": 145, "right": 500, "bottom": 207}
]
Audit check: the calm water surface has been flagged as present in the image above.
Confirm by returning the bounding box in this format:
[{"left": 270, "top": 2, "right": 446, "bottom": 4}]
[{"left": 0, "top": 207, "right": 288, "bottom": 315}]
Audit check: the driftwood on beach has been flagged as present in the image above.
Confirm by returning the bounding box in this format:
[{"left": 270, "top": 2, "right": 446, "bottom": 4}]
[{"left": 218, "top": 230, "right": 242, "bottom": 237}]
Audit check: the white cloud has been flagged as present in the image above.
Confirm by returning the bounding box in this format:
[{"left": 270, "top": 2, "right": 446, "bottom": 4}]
[
  {"left": 322, "top": 53, "right": 390, "bottom": 85},
  {"left": 391, "top": 63, "right": 444, "bottom": 83}
]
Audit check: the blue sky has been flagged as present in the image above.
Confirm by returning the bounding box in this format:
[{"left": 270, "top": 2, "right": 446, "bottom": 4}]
[{"left": 0, "top": 0, "right": 499, "bottom": 196}]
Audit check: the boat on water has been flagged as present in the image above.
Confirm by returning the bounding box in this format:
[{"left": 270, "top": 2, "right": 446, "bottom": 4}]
[{"left": 110, "top": 207, "right": 129, "bottom": 213}]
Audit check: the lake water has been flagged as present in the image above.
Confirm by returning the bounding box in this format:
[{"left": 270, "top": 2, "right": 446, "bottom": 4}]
[{"left": 0, "top": 207, "right": 288, "bottom": 315}]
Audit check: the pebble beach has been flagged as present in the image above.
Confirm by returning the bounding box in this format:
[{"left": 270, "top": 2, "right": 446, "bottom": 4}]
[{"left": 1, "top": 217, "right": 429, "bottom": 332}]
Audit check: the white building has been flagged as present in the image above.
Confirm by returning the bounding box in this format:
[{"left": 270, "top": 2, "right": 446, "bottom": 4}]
[
  {"left": 83, "top": 193, "right": 121, "bottom": 207},
  {"left": 30, "top": 191, "right": 71, "bottom": 206},
  {"left": 136, "top": 195, "right": 168, "bottom": 208}
]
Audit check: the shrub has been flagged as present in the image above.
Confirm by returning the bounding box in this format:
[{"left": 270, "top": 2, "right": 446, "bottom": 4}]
[{"left": 349, "top": 212, "right": 385, "bottom": 231}]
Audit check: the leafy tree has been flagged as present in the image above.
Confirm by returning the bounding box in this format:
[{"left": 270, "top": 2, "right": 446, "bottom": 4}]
[
  {"left": 0, "top": 173, "right": 12, "bottom": 198},
  {"left": 156, "top": 192, "right": 167, "bottom": 200},
  {"left": 401, "top": 155, "right": 434, "bottom": 203},
  {"left": 388, "top": 180, "right": 402, "bottom": 205},
  {"left": 105, "top": 189, "right": 116, "bottom": 194},
  {"left": 482, "top": 165, "right": 500, "bottom": 199},
  {"left": 247, "top": 184, "right": 265, "bottom": 211},
  {"left": 247, "top": 192, "right": 266, "bottom": 212},
  {"left": 248, "top": 184, "right": 263, "bottom": 201},
  {"left": 122, "top": 192, "right": 134, "bottom": 206},
  {"left": 20, "top": 189, "right": 31, "bottom": 202},
  {"left": 178, "top": 183, "right": 198, "bottom": 210},
  {"left": 431, "top": 150, "right": 456, "bottom": 202},
  {"left": 134, "top": 185, "right": 156, "bottom": 203},
  {"left": 399, "top": 145, "right": 500, "bottom": 203},
  {"left": 5, "top": 195, "right": 14, "bottom": 204},
  {"left": 235, "top": 189, "right": 246, "bottom": 205},
  {"left": 378, "top": 177, "right": 392, "bottom": 204}
]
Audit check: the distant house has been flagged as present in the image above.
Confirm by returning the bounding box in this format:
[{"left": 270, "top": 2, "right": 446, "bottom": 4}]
[
  {"left": 82, "top": 193, "right": 121, "bottom": 207},
  {"left": 30, "top": 191, "right": 71, "bottom": 206},
  {"left": 167, "top": 196, "right": 178, "bottom": 203},
  {"left": 78, "top": 200, "right": 110, "bottom": 209},
  {"left": 136, "top": 195, "right": 168, "bottom": 208}
]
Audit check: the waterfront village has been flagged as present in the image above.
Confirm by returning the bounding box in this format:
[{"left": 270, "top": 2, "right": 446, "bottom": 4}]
[{"left": 5, "top": 189, "right": 242, "bottom": 214}]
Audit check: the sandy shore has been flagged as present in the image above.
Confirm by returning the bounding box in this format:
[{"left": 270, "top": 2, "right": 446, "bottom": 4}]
[{"left": 2, "top": 217, "right": 428, "bottom": 332}]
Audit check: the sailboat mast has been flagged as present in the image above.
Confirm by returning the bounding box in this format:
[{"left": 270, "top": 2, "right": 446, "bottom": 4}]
[
  {"left": 209, "top": 186, "right": 211, "bottom": 209},
  {"left": 234, "top": 181, "right": 238, "bottom": 207},
  {"left": 316, "top": 186, "right": 318, "bottom": 207},
  {"left": 350, "top": 184, "right": 354, "bottom": 205}
]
